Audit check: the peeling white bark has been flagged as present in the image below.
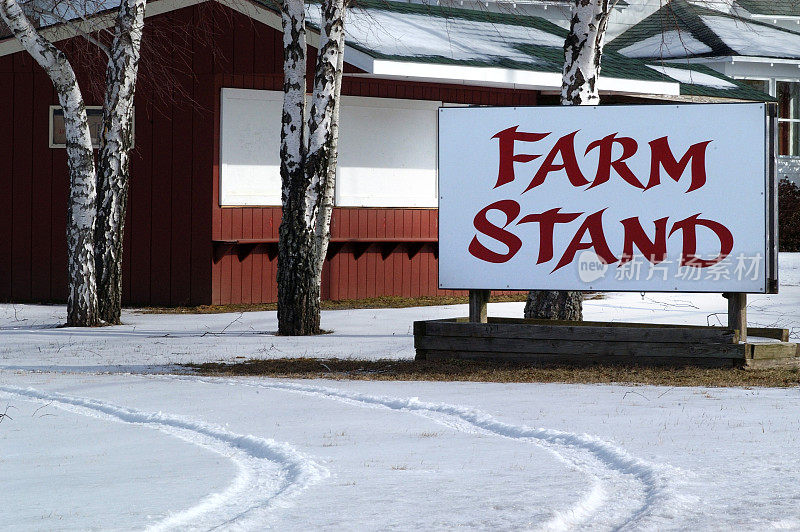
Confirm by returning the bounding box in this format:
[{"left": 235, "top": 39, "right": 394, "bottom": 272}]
[
  {"left": 308, "top": 0, "right": 345, "bottom": 284},
  {"left": 0, "top": 0, "right": 99, "bottom": 326},
  {"left": 561, "top": 0, "right": 611, "bottom": 106},
  {"left": 95, "top": 0, "right": 146, "bottom": 324}
]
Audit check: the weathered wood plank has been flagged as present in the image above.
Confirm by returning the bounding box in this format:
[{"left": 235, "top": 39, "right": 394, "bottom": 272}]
[
  {"left": 747, "top": 328, "right": 790, "bottom": 342},
  {"left": 415, "top": 335, "right": 746, "bottom": 359},
  {"left": 745, "top": 356, "right": 800, "bottom": 368},
  {"left": 450, "top": 316, "right": 740, "bottom": 330},
  {"left": 749, "top": 343, "right": 800, "bottom": 360},
  {"left": 420, "top": 349, "right": 741, "bottom": 368},
  {"left": 423, "top": 321, "right": 737, "bottom": 344}
]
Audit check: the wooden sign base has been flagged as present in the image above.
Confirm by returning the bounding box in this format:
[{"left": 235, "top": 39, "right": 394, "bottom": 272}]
[{"left": 414, "top": 316, "right": 798, "bottom": 369}]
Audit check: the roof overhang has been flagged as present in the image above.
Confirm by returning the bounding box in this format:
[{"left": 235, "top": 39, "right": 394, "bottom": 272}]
[
  {"left": 346, "top": 57, "right": 678, "bottom": 95},
  {"left": 665, "top": 55, "right": 800, "bottom": 65},
  {"left": 750, "top": 13, "right": 800, "bottom": 21}
]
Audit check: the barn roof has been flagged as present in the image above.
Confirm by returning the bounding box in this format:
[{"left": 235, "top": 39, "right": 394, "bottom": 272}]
[
  {"left": 0, "top": 0, "right": 772, "bottom": 100},
  {"left": 609, "top": 0, "right": 800, "bottom": 60},
  {"left": 309, "top": 0, "right": 770, "bottom": 100}
]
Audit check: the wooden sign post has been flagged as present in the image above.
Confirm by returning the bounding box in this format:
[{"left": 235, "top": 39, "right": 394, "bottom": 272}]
[
  {"left": 469, "top": 290, "right": 489, "bottom": 323},
  {"left": 724, "top": 292, "right": 747, "bottom": 340}
]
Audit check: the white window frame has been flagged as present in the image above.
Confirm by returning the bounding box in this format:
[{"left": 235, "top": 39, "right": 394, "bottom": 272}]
[
  {"left": 775, "top": 79, "right": 800, "bottom": 156},
  {"left": 736, "top": 77, "right": 800, "bottom": 156},
  {"left": 49, "top": 105, "right": 134, "bottom": 149}
]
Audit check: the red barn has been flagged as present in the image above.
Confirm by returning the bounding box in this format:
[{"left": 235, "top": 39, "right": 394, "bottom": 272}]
[{"left": 0, "top": 0, "right": 762, "bottom": 306}]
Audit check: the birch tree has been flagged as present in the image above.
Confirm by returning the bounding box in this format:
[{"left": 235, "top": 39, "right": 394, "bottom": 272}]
[
  {"left": 1, "top": 0, "right": 147, "bottom": 326},
  {"left": 94, "top": 0, "right": 146, "bottom": 324},
  {"left": 0, "top": 0, "right": 99, "bottom": 326},
  {"left": 524, "top": 0, "right": 613, "bottom": 321},
  {"left": 277, "top": 0, "right": 346, "bottom": 335}
]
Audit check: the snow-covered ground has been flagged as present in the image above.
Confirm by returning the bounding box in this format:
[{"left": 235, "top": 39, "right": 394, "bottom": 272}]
[
  {"left": 2, "top": 374, "right": 799, "bottom": 530},
  {"left": 2, "top": 254, "right": 799, "bottom": 372},
  {"left": 1, "top": 254, "right": 799, "bottom": 530}
]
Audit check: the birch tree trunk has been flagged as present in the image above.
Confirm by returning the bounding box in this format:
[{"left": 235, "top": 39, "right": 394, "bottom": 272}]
[
  {"left": 95, "top": 0, "right": 147, "bottom": 325},
  {"left": 309, "top": 0, "right": 345, "bottom": 292},
  {"left": 525, "top": 0, "right": 611, "bottom": 321},
  {"left": 277, "top": 0, "right": 318, "bottom": 335},
  {"left": 277, "top": 0, "right": 347, "bottom": 335},
  {"left": 0, "top": 0, "right": 99, "bottom": 327}
]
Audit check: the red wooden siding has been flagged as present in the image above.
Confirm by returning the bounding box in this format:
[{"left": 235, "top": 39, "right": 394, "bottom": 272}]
[{"left": 0, "top": 1, "right": 536, "bottom": 306}]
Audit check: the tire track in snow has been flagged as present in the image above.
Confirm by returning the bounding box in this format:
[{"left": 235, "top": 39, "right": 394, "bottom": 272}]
[
  {"left": 0, "top": 385, "right": 328, "bottom": 531},
  {"left": 160, "top": 376, "right": 687, "bottom": 531}
]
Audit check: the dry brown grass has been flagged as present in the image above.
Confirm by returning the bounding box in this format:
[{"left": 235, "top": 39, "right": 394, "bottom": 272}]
[
  {"left": 186, "top": 358, "right": 800, "bottom": 388},
  {"left": 138, "top": 293, "right": 530, "bottom": 314}
]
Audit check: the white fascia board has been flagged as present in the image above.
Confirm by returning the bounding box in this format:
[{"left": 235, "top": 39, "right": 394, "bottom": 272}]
[
  {"left": 750, "top": 14, "right": 800, "bottom": 20},
  {"left": 669, "top": 55, "right": 800, "bottom": 65},
  {"left": 0, "top": 0, "right": 210, "bottom": 57},
  {"left": 596, "top": 76, "right": 679, "bottom": 95},
  {"left": 370, "top": 59, "right": 562, "bottom": 89},
  {"left": 368, "top": 59, "right": 680, "bottom": 95}
]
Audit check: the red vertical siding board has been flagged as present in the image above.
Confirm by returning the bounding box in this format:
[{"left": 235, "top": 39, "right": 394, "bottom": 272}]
[
  {"left": 189, "top": 5, "right": 215, "bottom": 305},
  {"left": 326, "top": 254, "right": 337, "bottom": 301},
  {"left": 221, "top": 208, "right": 232, "bottom": 240},
  {"left": 12, "top": 69, "right": 33, "bottom": 300},
  {"left": 150, "top": 79, "right": 173, "bottom": 305},
  {"left": 365, "top": 251, "right": 375, "bottom": 298},
  {"left": 212, "top": 3, "right": 235, "bottom": 75},
  {"left": 334, "top": 253, "right": 344, "bottom": 301},
  {"left": 240, "top": 256, "right": 253, "bottom": 304},
  {"left": 366, "top": 209, "right": 376, "bottom": 239},
  {"left": 30, "top": 75, "right": 53, "bottom": 300},
  {"left": 122, "top": 193, "right": 133, "bottom": 303},
  {"left": 190, "top": 76, "right": 214, "bottom": 305},
  {"left": 241, "top": 209, "right": 253, "bottom": 239},
  {"left": 252, "top": 23, "right": 269, "bottom": 75},
  {"left": 49, "top": 102, "right": 69, "bottom": 300},
  {"left": 233, "top": 14, "right": 255, "bottom": 75},
  {"left": 347, "top": 248, "right": 357, "bottom": 300},
  {"left": 228, "top": 256, "right": 240, "bottom": 304},
  {"left": 0, "top": 73, "right": 13, "bottom": 299},
  {"left": 218, "top": 254, "right": 230, "bottom": 303},
  {"left": 240, "top": 209, "right": 253, "bottom": 302},
  {"left": 403, "top": 210, "right": 413, "bottom": 240},
  {"left": 358, "top": 209, "right": 367, "bottom": 239},
  {"left": 170, "top": 9, "right": 194, "bottom": 306},
  {"left": 130, "top": 80, "right": 153, "bottom": 304},
  {"left": 252, "top": 251, "right": 263, "bottom": 303}
]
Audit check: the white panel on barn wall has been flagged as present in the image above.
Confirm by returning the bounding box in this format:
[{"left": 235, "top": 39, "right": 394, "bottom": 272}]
[
  {"left": 335, "top": 96, "right": 441, "bottom": 208},
  {"left": 220, "top": 88, "right": 440, "bottom": 207},
  {"left": 219, "top": 88, "right": 283, "bottom": 206}
]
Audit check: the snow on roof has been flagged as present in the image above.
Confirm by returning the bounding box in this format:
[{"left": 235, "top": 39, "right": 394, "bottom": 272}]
[
  {"left": 618, "top": 30, "right": 713, "bottom": 59},
  {"left": 735, "top": 0, "right": 800, "bottom": 17},
  {"left": 700, "top": 14, "right": 800, "bottom": 58},
  {"left": 610, "top": 0, "right": 800, "bottom": 60},
  {"left": 646, "top": 63, "right": 737, "bottom": 89},
  {"left": 308, "top": 2, "right": 565, "bottom": 68}
]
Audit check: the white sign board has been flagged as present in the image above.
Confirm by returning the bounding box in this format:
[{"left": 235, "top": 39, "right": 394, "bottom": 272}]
[{"left": 438, "top": 103, "right": 777, "bottom": 293}]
